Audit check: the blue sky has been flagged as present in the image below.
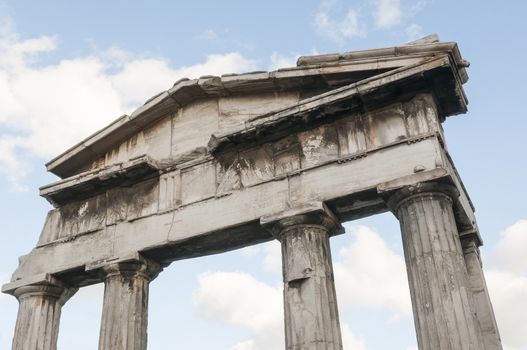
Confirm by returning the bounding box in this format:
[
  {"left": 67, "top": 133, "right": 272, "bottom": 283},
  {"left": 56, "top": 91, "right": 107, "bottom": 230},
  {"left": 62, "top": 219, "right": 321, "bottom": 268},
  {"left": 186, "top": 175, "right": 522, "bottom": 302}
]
[{"left": 0, "top": 1, "right": 526, "bottom": 349}]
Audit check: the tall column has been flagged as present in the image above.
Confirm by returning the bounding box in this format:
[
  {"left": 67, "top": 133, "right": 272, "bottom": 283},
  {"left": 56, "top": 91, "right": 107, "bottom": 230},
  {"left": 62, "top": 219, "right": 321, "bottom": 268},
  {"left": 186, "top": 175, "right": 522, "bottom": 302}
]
[
  {"left": 98, "top": 258, "right": 161, "bottom": 350},
  {"left": 261, "top": 203, "right": 344, "bottom": 350},
  {"left": 461, "top": 235, "right": 502, "bottom": 350},
  {"left": 12, "top": 278, "right": 77, "bottom": 350},
  {"left": 388, "top": 183, "right": 483, "bottom": 350}
]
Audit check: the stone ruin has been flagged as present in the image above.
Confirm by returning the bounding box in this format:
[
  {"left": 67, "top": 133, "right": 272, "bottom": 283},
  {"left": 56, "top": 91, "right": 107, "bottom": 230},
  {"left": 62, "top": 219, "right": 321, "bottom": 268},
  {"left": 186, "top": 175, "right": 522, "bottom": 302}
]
[{"left": 3, "top": 35, "right": 502, "bottom": 350}]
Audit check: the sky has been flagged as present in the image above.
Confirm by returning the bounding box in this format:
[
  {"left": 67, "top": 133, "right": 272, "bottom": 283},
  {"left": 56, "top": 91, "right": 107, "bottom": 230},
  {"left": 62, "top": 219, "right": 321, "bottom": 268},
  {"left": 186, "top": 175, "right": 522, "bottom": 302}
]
[{"left": 0, "top": 0, "right": 526, "bottom": 349}]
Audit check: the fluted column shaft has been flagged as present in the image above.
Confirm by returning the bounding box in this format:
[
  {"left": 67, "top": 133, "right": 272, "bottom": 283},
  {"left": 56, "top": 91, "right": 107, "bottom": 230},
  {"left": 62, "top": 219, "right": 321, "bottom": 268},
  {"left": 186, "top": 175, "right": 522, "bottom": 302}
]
[
  {"left": 461, "top": 236, "right": 502, "bottom": 350},
  {"left": 12, "top": 281, "right": 76, "bottom": 350},
  {"left": 262, "top": 203, "right": 343, "bottom": 350},
  {"left": 98, "top": 259, "right": 161, "bottom": 350},
  {"left": 389, "top": 184, "right": 483, "bottom": 350}
]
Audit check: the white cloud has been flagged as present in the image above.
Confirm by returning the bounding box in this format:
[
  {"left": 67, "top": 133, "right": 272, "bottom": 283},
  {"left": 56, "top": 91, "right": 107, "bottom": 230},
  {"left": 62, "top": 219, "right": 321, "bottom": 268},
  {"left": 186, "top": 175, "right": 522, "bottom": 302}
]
[
  {"left": 269, "top": 52, "right": 299, "bottom": 71},
  {"left": 485, "top": 219, "right": 527, "bottom": 350},
  {"left": 486, "top": 270, "right": 527, "bottom": 350},
  {"left": 334, "top": 224, "right": 412, "bottom": 318},
  {"left": 314, "top": 3, "right": 366, "bottom": 45},
  {"left": 0, "top": 27, "right": 256, "bottom": 190},
  {"left": 193, "top": 271, "right": 284, "bottom": 350},
  {"left": 239, "top": 245, "right": 261, "bottom": 257},
  {"left": 490, "top": 220, "right": 527, "bottom": 275},
  {"left": 262, "top": 240, "right": 281, "bottom": 272},
  {"left": 0, "top": 136, "right": 29, "bottom": 191},
  {"left": 373, "top": 0, "right": 402, "bottom": 29},
  {"left": 405, "top": 23, "right": 423, "bottom": 41},
  {"left": 74, "top": 283, "right": 104, "bottom": 301},
  {"left": 341, "top": 323, "right": 367, "bottom": 350},
  {"left": 110, "top": 52, "right": 255, "bottom": 108}
]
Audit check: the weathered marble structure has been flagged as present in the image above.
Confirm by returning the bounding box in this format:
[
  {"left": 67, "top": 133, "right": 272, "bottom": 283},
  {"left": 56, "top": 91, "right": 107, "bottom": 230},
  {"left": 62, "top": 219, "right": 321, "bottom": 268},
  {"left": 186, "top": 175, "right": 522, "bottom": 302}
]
[{"left": 3, "top": 35, "right": 502, "bottom": 350}]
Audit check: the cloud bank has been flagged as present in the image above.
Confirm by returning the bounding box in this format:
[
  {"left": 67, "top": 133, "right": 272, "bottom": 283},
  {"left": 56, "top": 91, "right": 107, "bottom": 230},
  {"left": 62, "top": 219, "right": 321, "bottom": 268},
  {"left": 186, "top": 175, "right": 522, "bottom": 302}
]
[
  {"left": 485, "top": 220, "right": 527, "bottom": 350},
  {"left": 0, "top": 23, "right": 256, "bottom": 190}
]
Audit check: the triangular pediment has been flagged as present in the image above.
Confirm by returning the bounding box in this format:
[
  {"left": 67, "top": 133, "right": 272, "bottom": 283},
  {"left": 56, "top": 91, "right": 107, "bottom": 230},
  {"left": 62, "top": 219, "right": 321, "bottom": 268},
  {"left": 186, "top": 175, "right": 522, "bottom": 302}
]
[{"left": 45, "top": 35, "right": 468, "bottom": 183}]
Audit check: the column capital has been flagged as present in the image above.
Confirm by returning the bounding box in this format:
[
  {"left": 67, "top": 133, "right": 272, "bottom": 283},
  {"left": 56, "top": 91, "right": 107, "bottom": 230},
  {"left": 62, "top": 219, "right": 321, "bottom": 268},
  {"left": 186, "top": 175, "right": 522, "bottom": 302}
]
[
  {"left": 461, "top": 233, "right": 483, "bottom": 267},
  {"left": 461, "top": 234, "right": 480, "bottom": 250},
  {"left": 386, "top": 182, "right": 459, "bottom": 214},
  {"left": 260, "top": 202, "right": 344, "bottom": 239},
  {"left": 99, "top": 257, "right": 162, "bottom": 282},
  {"left": 460, "top": 229, "right": 483, "bottom": 248},
  {"left": 12, "top": 277, "right": 77, "bottom": 306}
]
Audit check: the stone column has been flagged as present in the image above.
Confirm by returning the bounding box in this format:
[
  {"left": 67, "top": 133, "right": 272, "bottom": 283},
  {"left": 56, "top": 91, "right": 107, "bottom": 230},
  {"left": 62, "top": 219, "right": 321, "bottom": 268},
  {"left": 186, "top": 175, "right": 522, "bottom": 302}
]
[
  {"left": 12, "top": 279, "right": 77, "bottom": 350},
  {"left": 98, "top": 258, "right": 161, "bottom": 350},
  {"left": 261, "top": 203, "right": 344, "bottom": 350},
  {"left": 461, "top": 235, "right": 502, "bottom": 350},
  {"left": 388, "top": 183, "right": 483, "bottom": 350}
]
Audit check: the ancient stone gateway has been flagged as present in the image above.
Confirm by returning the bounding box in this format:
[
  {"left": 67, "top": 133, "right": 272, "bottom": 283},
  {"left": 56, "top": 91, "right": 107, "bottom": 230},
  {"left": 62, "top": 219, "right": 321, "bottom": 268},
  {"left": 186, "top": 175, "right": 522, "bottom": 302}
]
[{"left": 3, "top": 36, "right": 502, "bottom": 350}]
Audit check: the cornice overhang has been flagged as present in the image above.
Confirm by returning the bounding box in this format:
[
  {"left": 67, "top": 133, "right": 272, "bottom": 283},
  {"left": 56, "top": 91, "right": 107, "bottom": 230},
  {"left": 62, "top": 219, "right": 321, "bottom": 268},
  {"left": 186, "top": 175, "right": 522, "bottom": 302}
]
[
  {"left": 208, "top": 55, "right": 466, "bottom": 154},
  {"left": 40, "top": 155, "right": 160, "bottom": 206}
]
